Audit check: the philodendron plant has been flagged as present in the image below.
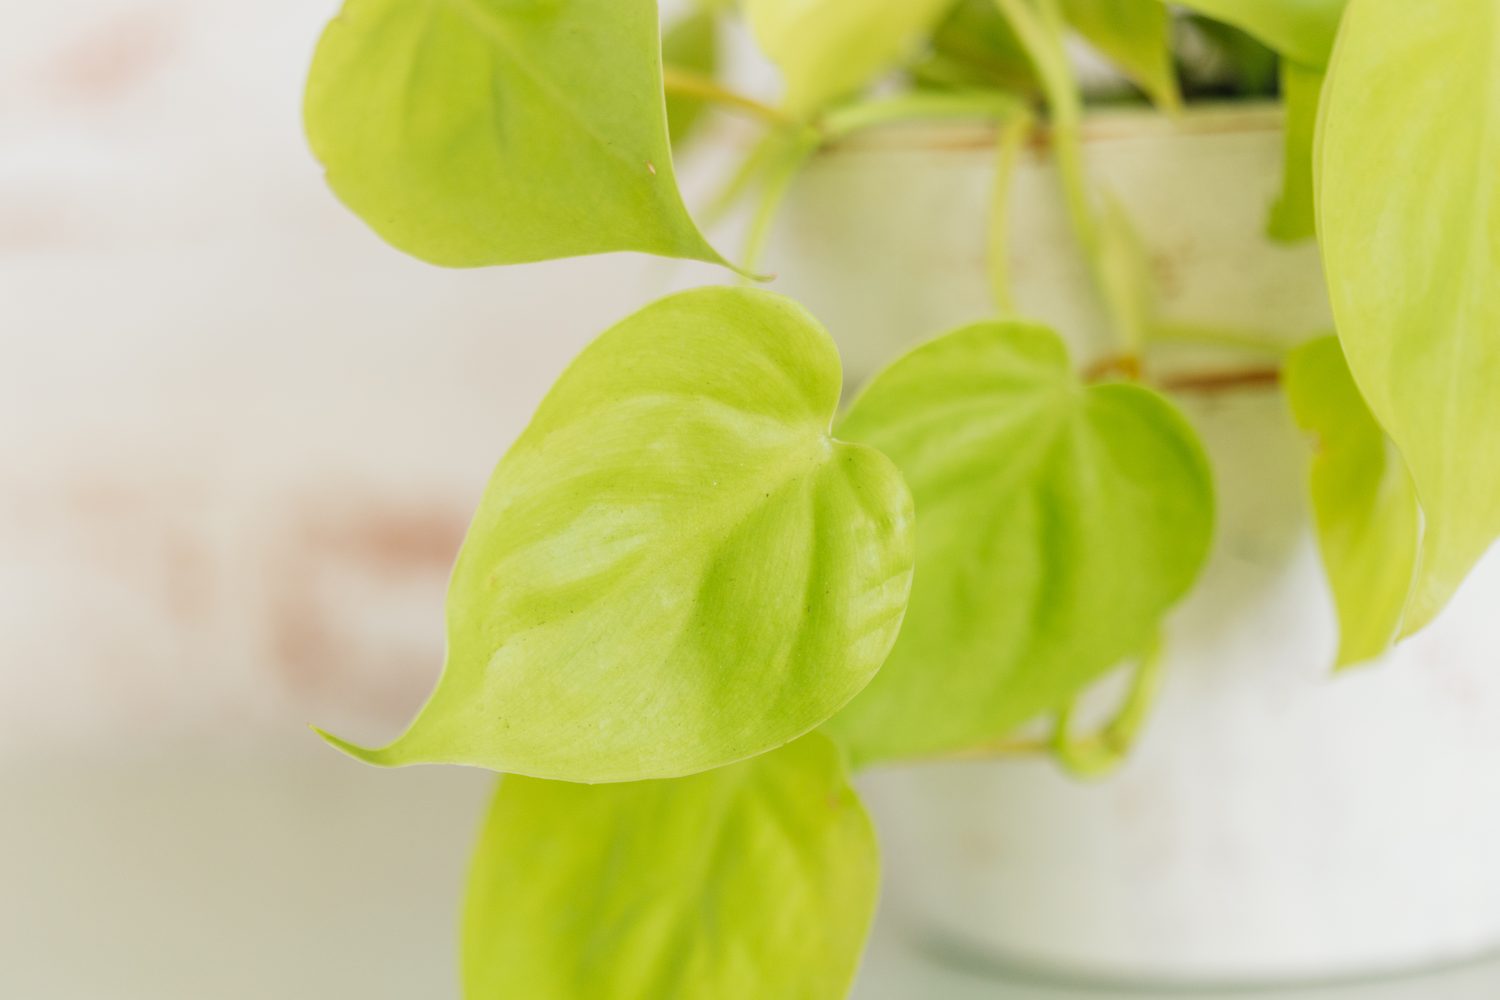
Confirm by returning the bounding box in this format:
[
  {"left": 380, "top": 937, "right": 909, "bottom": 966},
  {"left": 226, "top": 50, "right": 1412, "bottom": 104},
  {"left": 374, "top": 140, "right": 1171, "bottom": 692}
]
[{"left": 303, "top": 0, "right": 1498, "bottom": 995}]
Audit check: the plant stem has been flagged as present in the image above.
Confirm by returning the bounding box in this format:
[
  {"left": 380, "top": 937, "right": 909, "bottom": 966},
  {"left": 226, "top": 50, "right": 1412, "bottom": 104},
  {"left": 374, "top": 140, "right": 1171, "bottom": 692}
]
[
  {"left": 820, "top": 90, "right": 1033, "bottom": 315},
  {"left": 821, "top": 91, "right": 1025, "bottom": 142},
  {"left": 1085, "top": 356, "right": 1283, "bottom": 394},
  {"left": 988, "top": 110, "right": 1035, "bottom": 315},
  {"left": 936, "top": 641, "right": 1166, "bottom": 771},
  {"left": 942, "top": 734, "right": 1054, "bottom": 761},
  {"left": 1082, "top": 354, "right": 1143, "bottom": 383},
  {"left": 995, "top": 0, "right": 1097, "bottom": 254},
  {"left": 1051, "top": 640, "right": 1164, "bottom": 779},
  {"left": 661, "top": 65, "right": 800, "bottom": 130},
  {"left": 995, "top": 0, "right": 1159, "bottom": 366},
  {"left": 1158, "top": 366, "right": 1282, "bottom": 393},
  {"left": 740, "top": 132, "right": 820, "bottom": 277}
]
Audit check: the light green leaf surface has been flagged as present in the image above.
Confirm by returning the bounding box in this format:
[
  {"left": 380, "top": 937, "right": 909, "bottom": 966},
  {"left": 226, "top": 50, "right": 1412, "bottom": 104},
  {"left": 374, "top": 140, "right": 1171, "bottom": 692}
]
[
  {"left": 304, "top": 0, "right": 726, "bottom": 268},
  {"left": 663, "top": 5, "right": 719, "bottom": 146},
  {"left": 1060, "top": 0, "right": 1180, "bottom": 110},
  {"left": 1318, "top": 0, "right": 1500, "bottom": 633},
  {"left": 1174, "top": 0, "right": 1346, "bottom": 66},
  {"left": 1284, "top": 337, "right": 1418, "bottom": 668},
  {"left": 1267, "top": 60, "right": 1321, "bottom": 243},
  {"left": 746, "top": 0, "right": 953, "bottom": 116},
  {"left": 823, "top": 322, "right": 1213, "bottom": 765},
  {"left": 318, "top": 288, "right": 914, "bottom": 783},
  {"left": 913, "top": 0, "right": 1039, "bottom": 94},
  {"left": 462, "top": 733, "right": 878, "bottom": 1000}
]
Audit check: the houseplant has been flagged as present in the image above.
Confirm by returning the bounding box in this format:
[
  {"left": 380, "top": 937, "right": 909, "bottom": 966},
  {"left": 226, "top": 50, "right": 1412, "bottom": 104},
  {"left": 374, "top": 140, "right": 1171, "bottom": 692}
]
[
  {"left": 301, "top": 0, "right": 1500, "bottom": 993},
  {"left": 764, "top": 108, "right": 1500, "bottom": 983}
]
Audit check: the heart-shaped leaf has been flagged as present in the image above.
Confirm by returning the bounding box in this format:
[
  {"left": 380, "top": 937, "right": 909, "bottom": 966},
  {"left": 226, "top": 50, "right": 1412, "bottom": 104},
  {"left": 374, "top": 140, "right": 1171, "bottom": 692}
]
[
  {"left": 1060, "top": 0, "right": 1180, "bottom": 111},
  {"left": 318, "top": 287, "right": 914, "bottom": 782},
  {"left": 1318, "top": 0, "right": 1500, "bottom": 633},
  {"left": 745, "top": 0, "right": 953, "bottom": 116},
  {"left": 462, "top": 733, "right": 878, "bottom": 1000},
  {"left": 912, "top": 0, "right": 1040, "bottom": 95},
  {"left": 1174, "top": 0, "right": 1346, "bottom": 66},
  {"left": 1284, "top": 336, "right": 1418, "bottom": 668},
  {"left": 823, "top": 321, "right": 1213, "bottom": 765},
  {"left": 305, "top": 0, "right": 727, "bottom": 268}
]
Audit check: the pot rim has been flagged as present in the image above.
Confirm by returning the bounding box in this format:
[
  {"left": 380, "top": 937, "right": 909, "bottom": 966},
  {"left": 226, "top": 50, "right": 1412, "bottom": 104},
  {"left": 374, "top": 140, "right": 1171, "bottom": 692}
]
[{"left": 817, "top": 99, "right": 1284, "bottom": 154}]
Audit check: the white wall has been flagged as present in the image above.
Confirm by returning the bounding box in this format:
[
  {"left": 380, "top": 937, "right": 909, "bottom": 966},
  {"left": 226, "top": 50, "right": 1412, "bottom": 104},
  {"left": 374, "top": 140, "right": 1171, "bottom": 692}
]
[{"left": 0, "top": 3, "right": 727, "bottom": 995}]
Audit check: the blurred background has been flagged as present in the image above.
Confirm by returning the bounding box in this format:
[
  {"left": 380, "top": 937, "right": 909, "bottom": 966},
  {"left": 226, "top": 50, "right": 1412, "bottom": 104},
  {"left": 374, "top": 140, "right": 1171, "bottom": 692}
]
[{"left": 2, "top": 2, "right": 711, "bottom": 994}]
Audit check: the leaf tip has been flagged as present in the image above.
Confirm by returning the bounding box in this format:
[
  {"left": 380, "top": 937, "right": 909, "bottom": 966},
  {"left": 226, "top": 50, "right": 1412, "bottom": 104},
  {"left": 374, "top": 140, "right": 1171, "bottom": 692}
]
[
  {"left": 1397, "top": 528, "right": 1477, "bottom": 641},
  {"left": 1330, "top": 647, "right": 1374, "bottom": 673},
  {"left": 1395, "top": 588, "right": 1445, "bottom": 643},
  {"left": 311, "top": 724, "right": 396, "bottom": 767},
  {"left": 726, "top": 258, "right": 774, "bottom": 282}
]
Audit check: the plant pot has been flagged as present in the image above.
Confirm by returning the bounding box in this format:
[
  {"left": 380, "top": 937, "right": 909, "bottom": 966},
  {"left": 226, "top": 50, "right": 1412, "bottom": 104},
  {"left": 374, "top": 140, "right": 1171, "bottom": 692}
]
[{"left": 761, "top": 105, "right": 1500, "bottom": 986}]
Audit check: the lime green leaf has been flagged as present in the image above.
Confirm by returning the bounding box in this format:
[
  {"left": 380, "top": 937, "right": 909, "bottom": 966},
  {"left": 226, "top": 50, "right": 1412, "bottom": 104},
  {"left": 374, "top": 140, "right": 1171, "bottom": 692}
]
[
  {"left": 911, "top": 0, "right": 1039, "bottom": 94},
  {"left": 1174, "top": 0, "right": 1346, "bottom": 66},
  {"left": 663, "top": 6, "right": 719, "bottom": 147},
  {"left": 304, "top": 0, "right": 727, "bottom": 268},
  {"left": 462, "top": 733, "right": 877, "bottom": 1000},
  {"left": 746, "top": 0, "right": 953, "bottom": 116},
  {"left": 823, "top": 321, "right": 1213, "bottom": 765},
  {"left": 1060, "top": 0, "right": 1180, "bottom": 111},
  {"left": 317, "top": 288, "right": 915, "bottom": 783},
  {"left": 1284, "top": 337, "right": 1418, "bottom": 668},
  {"left": 1266, "top": 60, "right": 1321, "bottom": 243},
  {"left": 1318, "top": 0, "right": 1500, "bottom": 634}
]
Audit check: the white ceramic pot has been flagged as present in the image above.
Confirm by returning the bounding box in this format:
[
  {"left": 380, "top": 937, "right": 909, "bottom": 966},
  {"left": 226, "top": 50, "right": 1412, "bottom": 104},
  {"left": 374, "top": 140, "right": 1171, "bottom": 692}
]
[{"left": 763, "top": 106, "right": 1500, "bottom": 985}]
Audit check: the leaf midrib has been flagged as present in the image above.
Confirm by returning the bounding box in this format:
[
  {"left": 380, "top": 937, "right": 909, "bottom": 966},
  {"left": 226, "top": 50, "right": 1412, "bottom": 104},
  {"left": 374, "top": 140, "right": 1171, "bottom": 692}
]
[{"left": 489, "top": 413, "right": 835, "bottom": 644}]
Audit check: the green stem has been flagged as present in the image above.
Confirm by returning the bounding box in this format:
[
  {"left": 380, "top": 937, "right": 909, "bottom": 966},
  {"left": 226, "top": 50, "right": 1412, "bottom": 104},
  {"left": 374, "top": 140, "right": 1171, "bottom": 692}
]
[
  {"left": 821, "top": 90, "right": 1026, "bottom": 142},
  {"left": 938, "top": 734, "right": 1053, "bottom": 761},
  {"left": 995, "top": 0, "right": 1160, "bottom": 365},
  {"left": 661, "top": 65, "right": 800, "bottom": 130},
  {"left": 740, "top": 133, "right": 819, "bottom": 277},
  {"left": 928, "top": 640, "right": 1165, "bottom": 769},
  {"left": 822, "top": 90, "right": 1033, "bottom": 316},
  {"left": 1050, "top": 639, "right": 1164, "bottom": 779},
  {"left": 994, "top": 0, "right": 1097, "bottom": 255},
  {"left": 988, "top": 110, "right": 1035, "bottom": 315}
]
